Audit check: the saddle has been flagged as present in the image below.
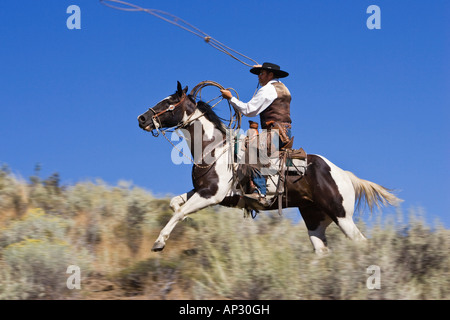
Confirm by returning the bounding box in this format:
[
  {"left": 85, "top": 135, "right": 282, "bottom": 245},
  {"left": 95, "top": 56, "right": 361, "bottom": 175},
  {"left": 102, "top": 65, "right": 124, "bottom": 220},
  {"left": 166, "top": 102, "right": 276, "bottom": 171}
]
[{"left": 234, "top": 121, "right": 308, "bottom": 217}]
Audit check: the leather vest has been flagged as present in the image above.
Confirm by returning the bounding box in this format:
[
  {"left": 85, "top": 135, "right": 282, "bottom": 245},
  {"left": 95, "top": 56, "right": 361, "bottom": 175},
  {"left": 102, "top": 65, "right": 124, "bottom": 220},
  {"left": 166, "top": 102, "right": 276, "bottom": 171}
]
[{"left": 259, "top": 82, "right": 292, "bottom": 129}]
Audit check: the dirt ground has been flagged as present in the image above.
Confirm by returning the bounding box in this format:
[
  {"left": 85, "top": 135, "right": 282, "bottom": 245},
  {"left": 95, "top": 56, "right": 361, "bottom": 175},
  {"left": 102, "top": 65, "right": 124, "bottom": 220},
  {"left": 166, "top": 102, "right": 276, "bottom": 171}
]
[{"left": 72, "top": 274, "right": 192, "bottom": 300}]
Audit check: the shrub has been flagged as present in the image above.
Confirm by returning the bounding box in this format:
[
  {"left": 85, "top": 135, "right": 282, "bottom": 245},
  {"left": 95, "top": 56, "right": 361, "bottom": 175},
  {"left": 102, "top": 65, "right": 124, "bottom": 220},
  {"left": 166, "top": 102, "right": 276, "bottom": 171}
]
[
  {"left": 0, "top": 261, "right": 30, "bottom": 300},
  {"left": 185, "top": 207, "right": 450, "bottom": 300},
  {"left": 0, "top": 208, "right": 70, "bottom": 247},
  {"left": 0, "top": 163, "right": 448, "bottom": 300},
  {"left": 0, "top": 166, "right": 27, "bottom": 215},
  {"left": 0, "top": 208, "right": 92, "bottom": 299},
  {"left": 2, "top": 238, "right": 91, "bottom": 299}
]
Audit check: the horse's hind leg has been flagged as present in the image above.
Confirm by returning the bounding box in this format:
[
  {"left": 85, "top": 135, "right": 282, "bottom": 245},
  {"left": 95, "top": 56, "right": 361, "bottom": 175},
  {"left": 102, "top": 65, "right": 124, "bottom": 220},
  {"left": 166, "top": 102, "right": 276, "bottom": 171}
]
[
  {"left": 336, "top": 216, "right": 366, "bottom": 241},
  {"left": 299, "top": 205, "right": 333, "bottom": 255}
]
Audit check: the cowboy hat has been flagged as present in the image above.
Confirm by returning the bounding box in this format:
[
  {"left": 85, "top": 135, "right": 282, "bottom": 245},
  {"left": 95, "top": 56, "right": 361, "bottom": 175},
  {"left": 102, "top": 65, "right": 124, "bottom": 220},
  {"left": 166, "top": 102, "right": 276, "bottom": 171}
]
[{"left": 250, "top": 62, "right": 289, "bottom": 78}]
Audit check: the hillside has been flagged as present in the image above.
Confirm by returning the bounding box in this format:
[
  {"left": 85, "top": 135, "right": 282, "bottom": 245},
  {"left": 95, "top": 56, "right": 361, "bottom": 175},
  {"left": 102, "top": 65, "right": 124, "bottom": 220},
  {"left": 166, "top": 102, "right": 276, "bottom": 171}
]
[{"left": 0, "top": 165, "right": 448, "bottom": 300}]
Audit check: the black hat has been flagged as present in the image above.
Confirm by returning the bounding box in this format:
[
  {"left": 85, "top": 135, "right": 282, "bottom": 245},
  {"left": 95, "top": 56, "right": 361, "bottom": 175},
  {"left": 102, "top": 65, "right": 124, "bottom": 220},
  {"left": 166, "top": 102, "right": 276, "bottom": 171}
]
[{"left": 250, "top": 62, "right": 289, "bottom": 78}]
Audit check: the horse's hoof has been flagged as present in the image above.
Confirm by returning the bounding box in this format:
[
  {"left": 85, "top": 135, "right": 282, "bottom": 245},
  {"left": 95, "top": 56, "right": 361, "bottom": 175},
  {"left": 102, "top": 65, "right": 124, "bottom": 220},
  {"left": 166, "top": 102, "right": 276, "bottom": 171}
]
[{"left": 152, "top": 241, "right": 165, "bottom": 252}]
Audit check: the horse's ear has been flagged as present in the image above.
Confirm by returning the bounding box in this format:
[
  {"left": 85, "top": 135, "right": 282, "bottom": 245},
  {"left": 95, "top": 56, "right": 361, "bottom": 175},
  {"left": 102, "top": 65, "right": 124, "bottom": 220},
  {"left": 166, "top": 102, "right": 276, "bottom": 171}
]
[
  {"left": 183, "top": 86, "right": 188, "bottom": 95},
  {"left": 176, "top": 81, "right": 183, "bottom": 98}
]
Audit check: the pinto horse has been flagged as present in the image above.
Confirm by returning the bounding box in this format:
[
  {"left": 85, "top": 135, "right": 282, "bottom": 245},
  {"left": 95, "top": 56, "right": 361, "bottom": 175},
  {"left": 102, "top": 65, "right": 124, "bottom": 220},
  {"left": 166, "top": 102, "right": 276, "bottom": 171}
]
[{"left": 138, "top": 82, "right": 401, "bottom": 254}]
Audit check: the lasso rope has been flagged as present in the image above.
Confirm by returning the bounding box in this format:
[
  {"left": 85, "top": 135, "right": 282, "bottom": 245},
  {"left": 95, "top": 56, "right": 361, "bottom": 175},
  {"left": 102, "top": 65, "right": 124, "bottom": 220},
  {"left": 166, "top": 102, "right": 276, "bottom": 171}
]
[
  {"left": 190, "top": 80, "right": 242, "bottom": 130},
  {"left": 100, "top": 0, "right": 259, "bottom": 67}
]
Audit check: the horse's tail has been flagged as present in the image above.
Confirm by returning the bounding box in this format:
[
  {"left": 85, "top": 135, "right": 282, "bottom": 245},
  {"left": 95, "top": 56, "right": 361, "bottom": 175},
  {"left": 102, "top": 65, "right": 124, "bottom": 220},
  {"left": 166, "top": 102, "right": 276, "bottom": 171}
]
[{"left": 345, "top": 171, "right": 403, "bottom": 212}]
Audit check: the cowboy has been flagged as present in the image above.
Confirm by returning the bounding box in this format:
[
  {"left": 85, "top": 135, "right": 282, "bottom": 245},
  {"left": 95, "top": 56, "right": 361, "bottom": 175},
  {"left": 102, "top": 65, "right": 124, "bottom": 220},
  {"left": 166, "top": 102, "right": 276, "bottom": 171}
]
[{"left": 221, "top": 62, "right": 292, "bottom": 204}]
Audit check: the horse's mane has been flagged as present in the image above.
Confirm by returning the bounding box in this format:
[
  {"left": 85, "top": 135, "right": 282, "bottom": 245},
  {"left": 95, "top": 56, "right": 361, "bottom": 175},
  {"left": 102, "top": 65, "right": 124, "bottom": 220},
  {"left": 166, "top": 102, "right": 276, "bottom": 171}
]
[{"left": 189, "top": 95, "right": 227, "bottom": 135}]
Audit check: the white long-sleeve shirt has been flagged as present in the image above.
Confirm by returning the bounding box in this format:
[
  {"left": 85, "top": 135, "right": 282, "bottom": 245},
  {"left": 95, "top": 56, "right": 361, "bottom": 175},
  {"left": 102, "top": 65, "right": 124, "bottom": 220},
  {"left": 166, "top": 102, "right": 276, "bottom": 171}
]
[{"left": 229, "top": 79, "right": 281, "bottom": 117}]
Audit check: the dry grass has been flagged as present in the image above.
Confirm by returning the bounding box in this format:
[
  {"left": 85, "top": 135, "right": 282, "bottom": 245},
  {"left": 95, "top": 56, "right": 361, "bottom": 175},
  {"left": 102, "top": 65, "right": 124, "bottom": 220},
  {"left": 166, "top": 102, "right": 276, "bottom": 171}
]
[{"left": 0, "top": 166, "right": 448, "bottom": 300}]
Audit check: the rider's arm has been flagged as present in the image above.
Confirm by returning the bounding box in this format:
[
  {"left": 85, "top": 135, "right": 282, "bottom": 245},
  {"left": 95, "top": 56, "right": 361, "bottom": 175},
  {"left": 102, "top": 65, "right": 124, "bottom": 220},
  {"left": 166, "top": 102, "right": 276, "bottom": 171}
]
[{"left": 228, "top": 84, "right": 277, "bottom": 117}]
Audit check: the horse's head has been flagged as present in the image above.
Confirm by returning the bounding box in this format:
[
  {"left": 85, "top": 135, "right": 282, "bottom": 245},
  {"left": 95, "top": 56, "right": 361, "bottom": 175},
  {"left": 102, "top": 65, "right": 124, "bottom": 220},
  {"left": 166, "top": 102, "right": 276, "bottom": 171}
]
[{"left": 138, "top": 81, "right": 189, "bottom": 133}]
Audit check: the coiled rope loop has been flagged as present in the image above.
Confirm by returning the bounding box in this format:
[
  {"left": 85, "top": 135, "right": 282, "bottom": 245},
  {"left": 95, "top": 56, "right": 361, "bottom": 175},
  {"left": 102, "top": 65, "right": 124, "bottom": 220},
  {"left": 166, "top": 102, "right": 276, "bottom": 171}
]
[{"left": 190, "top": 80, "right": 242, "bottom": 130}]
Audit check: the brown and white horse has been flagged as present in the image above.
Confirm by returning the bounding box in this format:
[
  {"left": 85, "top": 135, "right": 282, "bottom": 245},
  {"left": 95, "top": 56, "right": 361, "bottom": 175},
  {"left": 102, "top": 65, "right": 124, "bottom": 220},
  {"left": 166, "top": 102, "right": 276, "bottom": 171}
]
[{"left": 138, "top": 82, "right": 401, "bottom": 254}]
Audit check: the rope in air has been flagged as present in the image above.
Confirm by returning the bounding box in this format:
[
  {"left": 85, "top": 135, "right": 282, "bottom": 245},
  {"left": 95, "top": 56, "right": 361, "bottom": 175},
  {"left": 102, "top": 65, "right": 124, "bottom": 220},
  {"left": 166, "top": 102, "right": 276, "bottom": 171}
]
[
  {"left": 100, "top": 1, "right": 249, "bottom": 167},
  {"left": 99, "top": 0, "right": 259, "bottom": 67}
]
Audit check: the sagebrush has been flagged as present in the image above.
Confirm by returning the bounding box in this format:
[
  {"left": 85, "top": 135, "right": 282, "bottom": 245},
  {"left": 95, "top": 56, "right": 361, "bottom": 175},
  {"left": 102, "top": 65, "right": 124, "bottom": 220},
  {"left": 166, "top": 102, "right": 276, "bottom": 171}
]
[{"left": 0, "top": 165, "right": 448, "bottom": 299}]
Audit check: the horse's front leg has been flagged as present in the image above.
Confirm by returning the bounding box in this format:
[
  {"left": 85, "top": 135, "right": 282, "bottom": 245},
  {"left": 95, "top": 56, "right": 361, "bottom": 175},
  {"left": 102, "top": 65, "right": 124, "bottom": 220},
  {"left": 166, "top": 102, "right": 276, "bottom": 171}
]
[
  {"left": 169, "top": 189, "right": 195, "bottom": 212},
  {"left": 152, "top": 191, "right": 221, "bottom": 252}
]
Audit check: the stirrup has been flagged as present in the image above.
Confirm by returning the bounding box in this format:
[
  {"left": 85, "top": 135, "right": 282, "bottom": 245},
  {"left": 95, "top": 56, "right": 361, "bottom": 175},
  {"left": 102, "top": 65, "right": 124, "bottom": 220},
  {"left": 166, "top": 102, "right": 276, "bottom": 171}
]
[{"left": 244, "top": 193, "right": 269, "bottom": 206}]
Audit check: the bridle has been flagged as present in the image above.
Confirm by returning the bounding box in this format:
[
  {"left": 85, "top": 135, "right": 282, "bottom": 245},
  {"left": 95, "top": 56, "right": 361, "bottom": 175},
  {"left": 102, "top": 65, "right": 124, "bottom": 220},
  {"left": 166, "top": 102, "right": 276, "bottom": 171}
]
[
  {"left": 148, "top": 93, "right": 187, "bottom": 137},
  {"left": 143, "top": 81, "right": 242, "bottom": 168},
  {"left": 146, "top": 92, "right": 232, "bottom": 169},
  {"left": 147, "top": 81, "right": 241, "bottom": 137}
]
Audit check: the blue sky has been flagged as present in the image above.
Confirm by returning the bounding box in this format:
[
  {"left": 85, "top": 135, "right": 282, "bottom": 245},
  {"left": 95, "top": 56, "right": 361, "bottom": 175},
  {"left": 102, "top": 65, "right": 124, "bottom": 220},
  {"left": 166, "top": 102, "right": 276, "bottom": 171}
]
[{"left": 0, "top": 1, "right": 449, "bottom": 227}]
